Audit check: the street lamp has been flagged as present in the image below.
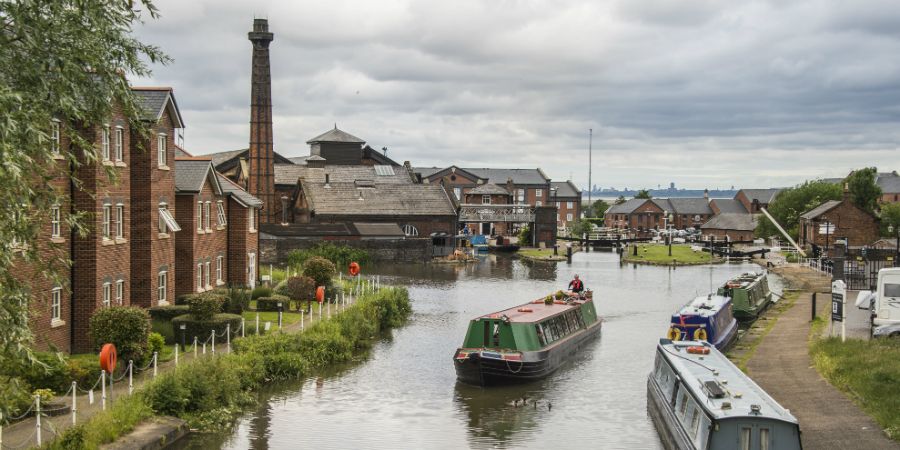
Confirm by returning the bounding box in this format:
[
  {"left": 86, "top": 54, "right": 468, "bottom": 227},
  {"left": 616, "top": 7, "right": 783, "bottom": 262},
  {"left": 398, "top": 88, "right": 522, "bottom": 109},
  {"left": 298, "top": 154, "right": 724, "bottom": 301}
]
[
  {"left": 667, "top": 213, "right": 674, "bottom": 257},
  {"left": 890, "top": 225, "right": 899, "bottom": 267}
]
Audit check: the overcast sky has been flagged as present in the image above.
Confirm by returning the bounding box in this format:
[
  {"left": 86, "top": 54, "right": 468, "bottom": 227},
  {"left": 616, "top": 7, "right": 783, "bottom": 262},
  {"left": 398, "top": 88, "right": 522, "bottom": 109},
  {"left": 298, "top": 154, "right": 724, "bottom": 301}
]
[{"left": 132, "top": 0, "right": 900, "bottom": 191}]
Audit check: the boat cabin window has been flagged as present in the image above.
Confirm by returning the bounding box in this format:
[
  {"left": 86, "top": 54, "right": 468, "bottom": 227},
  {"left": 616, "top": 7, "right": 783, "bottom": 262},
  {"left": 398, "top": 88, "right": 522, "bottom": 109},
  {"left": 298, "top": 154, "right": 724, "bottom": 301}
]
[
  {"left": 740, "top": 427, "right": 751, "bottom": 450},
  {"left": 690, "top": 408, "right": 700, "bottom": 438},
  {"left": 678, "top": 393, "right": 688, "bottom": 417},
  {"left": 492, "top": 322, "right": 500, "bottom": 347},
  {"left": 535, "top": 324, "right": 546, "bottom": 346},
  {"left": 537, "top": 310, "right": 584, "bottom": 347},
  {"left": 760, "top": 428, "right": 770, "bottom": 450}
]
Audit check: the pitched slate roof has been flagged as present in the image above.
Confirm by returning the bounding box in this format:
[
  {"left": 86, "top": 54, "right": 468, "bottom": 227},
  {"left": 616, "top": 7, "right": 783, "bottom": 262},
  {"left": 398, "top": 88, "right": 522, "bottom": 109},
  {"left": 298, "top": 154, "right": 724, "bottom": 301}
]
[
  {"left": 174, "top": 159, "right": 221, "bottom": 194},
  {"left": 710, "top": 198, "right": 748, "bottom": 214},
  {"left": 300, "top": 180, "right": 456, "bottom": 217},
  {"left": 877, "top": 172, "right": 900, "bottom": 193},
  {"left": 131, "top": 87, "right": 184, "bottom": 128},
  {"left": 289, "top": 155, "right": 309, "bottom": 165},
  {"left": 551, "top": 181, "right": 580, "bottom": 198},
  {"left": 414, "top": 167, "right": 444, "bottom": 178},
  {"left": 274, "top": 164, "right": 413, "bottom": 186},
  {"left": 701, "top": 213, "right": 757, "bottom": 231},
  {"left": 207, "top": 148, "right": 249, "bottom": 167},
  {"left": 665, "top": 198, "right": 713, "bottom": 215},
  {"left": 414, "top": 166, "right": 550, "bottom": 185},
  {"left": 800, "top": 200, "right": 841, "bottom": 220},
  {"left": 739, "top": 188, "right": 782, "bottom": 204},
  {"left": 306, "top": 126, "right": 365, "bottom": 144},
  {"left": 353, "top": 222, "right": 405, "bottom": 237},
  {"left": 469, "top": 183, "right": 511, "bottom": 195},
  {"left": 606, "top": 198, "right": 648, "bottom": 215},
  {"left": 217, "top": 173, "right": 262, "bottom": 208}
]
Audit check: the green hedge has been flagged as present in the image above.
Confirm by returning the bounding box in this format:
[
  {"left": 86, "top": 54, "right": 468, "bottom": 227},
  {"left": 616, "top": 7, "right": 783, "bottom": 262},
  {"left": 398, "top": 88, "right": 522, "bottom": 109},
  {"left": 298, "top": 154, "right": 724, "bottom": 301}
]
[
  {"left": 89, "top": 306, "right": 151, "bottom": 364},
  {"left": 255, "top": 295, "right": 291, "bottom": 312},
  {"left": 148, "top": 305, "right": 190, "bottom": 321},
  {"left": 251, "top": 285, "right": 272, "bottom": 300},
  {"left": 171, "top": 313, "right": 242, "bottom": 343}
]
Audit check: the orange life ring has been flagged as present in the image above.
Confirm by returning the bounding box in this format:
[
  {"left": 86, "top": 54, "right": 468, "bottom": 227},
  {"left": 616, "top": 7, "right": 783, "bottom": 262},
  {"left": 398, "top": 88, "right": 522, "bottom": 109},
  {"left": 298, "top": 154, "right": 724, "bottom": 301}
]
[
  {"left": 687, "top": 346, "right": 710, "bottom": 355},
  {"left": 316, "top": 286, "right": 325, "bottom": 303},
  {"left": 99, "top": 343, "right": 117, "bottom": 374},
  {"left": 517, "top": 308, "right": 533, "bottom": 313},
  {"left": 348, "top": 262, "right": 360, "bottom": 276}
]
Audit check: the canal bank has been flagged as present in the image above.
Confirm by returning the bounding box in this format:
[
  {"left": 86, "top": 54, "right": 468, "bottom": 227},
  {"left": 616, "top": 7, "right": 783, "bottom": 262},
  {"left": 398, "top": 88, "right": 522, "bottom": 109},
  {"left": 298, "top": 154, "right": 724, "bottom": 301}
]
[{"left": 175, "top": 252, "right": 759, "bottom": 449}]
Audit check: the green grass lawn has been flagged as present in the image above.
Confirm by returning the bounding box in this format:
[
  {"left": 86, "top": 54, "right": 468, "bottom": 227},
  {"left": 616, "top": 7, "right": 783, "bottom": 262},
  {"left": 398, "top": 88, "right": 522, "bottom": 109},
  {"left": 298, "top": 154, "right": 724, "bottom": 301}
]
[
  {"left": 624, "top": 244, "right": 712, "bottom": 264},
  {"left": 517, "top": 248, "right": 564, "bottom": 260},
  {"left": 242, "top": 310, "right": 302, "bottom": 327},
  {"left": 810, "top": 335, "right": 900, "bottom": 440}
]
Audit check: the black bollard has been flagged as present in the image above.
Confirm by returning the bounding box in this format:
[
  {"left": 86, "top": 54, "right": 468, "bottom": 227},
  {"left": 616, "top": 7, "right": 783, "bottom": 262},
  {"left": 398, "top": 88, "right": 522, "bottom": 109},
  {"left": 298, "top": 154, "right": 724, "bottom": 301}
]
[
  {"left": 811, "top": 292, "right": 817, "bottom": 322},
  {"left": 566, "top": 245, "right": 573, "bottom": 263}
]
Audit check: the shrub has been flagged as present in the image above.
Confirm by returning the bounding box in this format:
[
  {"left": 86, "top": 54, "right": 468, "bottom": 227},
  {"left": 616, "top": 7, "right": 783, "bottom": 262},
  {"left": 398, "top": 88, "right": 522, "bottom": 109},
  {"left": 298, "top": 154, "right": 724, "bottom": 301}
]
[
  {"left": 286, "top": 242, "right": 370, "bottom": 268},
  {"left": 148, "top": 305, "right": 190, "bottom": 321},
  {"left": 518, "top": 225, "right": 532, "bottom": 245},
  {"left": 66, "top": 357, "right": 101, "bottom": 390},
  {"left": 174, "top": 293, "right": 194, "bottom": 305},
  {"left": 255, "top": 295, "right": 291, "bottom": 312},
  {"left": 5, "top": 351, "right": 71, "bottom": 393},
  {"left": 148, "top": 332, "right": 165, "bottom": 356},
  {"left": 284, "top": 276, "right": 315, "bottom": 301},
  {"left": 187, "top": 291, "right": 225, "bottom": 321},
  {"left": 303, "top": 256, "right": 336, "bottom": 288},
  {"left": 142, "top": 370, "right": 189, "bottom": 416},
  {"left": 251, "top": 285, "right": 272, "bottom": 300},
  {"left": 89, "top": 306, "right": 151, "bottom": 364},
  {"left": 223, "top": 287, "right": 250, "bottom": 315},
  {"left": 171, "top": 313, "right": 242, "bottom": 344}
]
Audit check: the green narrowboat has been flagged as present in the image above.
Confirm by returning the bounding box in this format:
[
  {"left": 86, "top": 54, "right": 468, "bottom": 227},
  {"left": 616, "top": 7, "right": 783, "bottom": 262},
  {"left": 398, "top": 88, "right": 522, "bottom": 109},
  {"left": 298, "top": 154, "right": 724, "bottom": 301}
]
[
  {"left": 453, "top": 292, "right": 602, "bottom": 386},
  {"left": 716, "top": 272, "right": 772, "bottom": 321}
]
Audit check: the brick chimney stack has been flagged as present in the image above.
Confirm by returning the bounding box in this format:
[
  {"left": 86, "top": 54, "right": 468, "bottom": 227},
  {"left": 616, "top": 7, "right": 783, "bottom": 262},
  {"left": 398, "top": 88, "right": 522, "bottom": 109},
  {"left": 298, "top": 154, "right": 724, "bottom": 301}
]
[{"left": 248, "top": 19, "right": 276, "bottom": 223}]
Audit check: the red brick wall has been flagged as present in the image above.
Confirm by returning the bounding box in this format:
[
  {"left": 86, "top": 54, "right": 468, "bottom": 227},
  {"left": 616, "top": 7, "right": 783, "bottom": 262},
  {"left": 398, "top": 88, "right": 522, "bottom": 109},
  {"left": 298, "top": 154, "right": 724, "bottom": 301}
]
[
  {"left": 130, "top": 110, "right": 177, "bottom": 307},
  {"left": 554, "top": 196, "right": 581, "bottom": 227},
  {"left": 799, "top": 200, "right": 880, "bottom": 248},
  {"left": 72, "top": 108, "right": 132, "bottom": 352},
  {"left": 174, "top": 182, "right": 228, "bottom": 297},
  {"left": 702, "top": 228, "right": 754, "bottom": 241},
  {"left": 226, "top": 200, "right": 259, "bottom": 287}
]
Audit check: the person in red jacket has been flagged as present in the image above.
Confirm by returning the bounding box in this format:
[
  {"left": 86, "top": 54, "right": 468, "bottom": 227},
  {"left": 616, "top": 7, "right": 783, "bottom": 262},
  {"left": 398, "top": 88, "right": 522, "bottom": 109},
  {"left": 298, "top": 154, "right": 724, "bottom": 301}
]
[{"left": 568, "top": 274, "right": 584, "bottom": 294}]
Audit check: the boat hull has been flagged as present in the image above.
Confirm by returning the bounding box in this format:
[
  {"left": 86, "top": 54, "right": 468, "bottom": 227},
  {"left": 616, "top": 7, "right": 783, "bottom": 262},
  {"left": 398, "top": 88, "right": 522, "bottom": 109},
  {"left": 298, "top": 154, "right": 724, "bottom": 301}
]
[
  {"left": 455, "top": 319, "right": 602, "bottom": 386},
  {"left": 647, "top": 375, "right": 698, "bottom": 450}
]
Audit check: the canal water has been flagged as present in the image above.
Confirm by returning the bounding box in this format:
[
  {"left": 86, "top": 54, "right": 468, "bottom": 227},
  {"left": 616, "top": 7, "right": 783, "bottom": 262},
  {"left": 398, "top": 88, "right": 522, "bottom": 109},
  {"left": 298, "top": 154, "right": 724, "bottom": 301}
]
[{"left": 177, "top": 252, "right": 776, "bottom": 449}]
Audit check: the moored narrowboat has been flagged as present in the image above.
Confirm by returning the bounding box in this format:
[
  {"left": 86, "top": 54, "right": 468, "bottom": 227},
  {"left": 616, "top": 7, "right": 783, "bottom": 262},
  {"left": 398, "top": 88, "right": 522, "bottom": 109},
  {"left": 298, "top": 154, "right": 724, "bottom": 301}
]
[
  {"left": 454, "top": 292, "right": 602, "bottom": 386},
  {"left": 665, "top": 295, "right": 738, "bottom": 350},
  {"left": 647, "top": 339, "right": 802, "bottom": 450},
  {"left": 717, "top": 272, "right": 773, "bottom": 321}
]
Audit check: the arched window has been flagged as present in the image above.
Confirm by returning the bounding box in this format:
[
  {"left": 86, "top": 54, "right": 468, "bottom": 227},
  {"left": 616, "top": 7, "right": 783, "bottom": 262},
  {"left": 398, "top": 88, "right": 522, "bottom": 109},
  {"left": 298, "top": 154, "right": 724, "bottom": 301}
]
[{"left": 402, "top": 225, "right": 419, "bottom": 236}]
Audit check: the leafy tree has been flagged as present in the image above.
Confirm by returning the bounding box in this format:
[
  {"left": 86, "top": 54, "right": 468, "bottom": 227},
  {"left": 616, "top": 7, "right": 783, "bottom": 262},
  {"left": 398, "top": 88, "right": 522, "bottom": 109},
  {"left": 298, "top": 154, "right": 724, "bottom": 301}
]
[
  {"left": 303, "top": 257, "right": 336, "bottom": 289},
  {"left": 755, "top": 180, "right": 842, "bottom": 239},
  {"left": 518, "top": 225, "right": 532, "bottom": 245},
  {"left": 591, "top": 199, "right": 610, "bottom": 218},
  {"left": 881, "top": 203, "right": 900, "bottom": 237},
  {"left": 0, "top": 1, "right": 167, "bottom": 414},
  {"left": 846, "top": 167, "right": 882, "bottom": 213},
  {"left": 614, "top": 195, "right": 626, "bottom": 205},
  {"left": 635, "top": 189, "right": 652, "bottom": 199},
  {"left": 569, "top": 219, "right": 593, "bottom": 237}
]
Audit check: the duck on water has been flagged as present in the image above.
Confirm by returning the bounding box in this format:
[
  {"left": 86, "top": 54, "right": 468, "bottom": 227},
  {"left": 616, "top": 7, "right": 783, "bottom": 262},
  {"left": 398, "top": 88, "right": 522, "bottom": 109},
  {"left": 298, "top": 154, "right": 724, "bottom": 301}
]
[
  {"left": 647, "top": 339, "right": 801, "bottom": 450},
  {"left": 453, "top": 286, "right": 602, "bottom": 386}
]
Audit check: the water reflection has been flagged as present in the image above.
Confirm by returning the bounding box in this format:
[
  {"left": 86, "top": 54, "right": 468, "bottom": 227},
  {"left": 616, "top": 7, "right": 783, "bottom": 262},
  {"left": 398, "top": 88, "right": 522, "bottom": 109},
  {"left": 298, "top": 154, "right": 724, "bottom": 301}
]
[{"left": 177, "top": 252, "right": 767, "bottom": 450}]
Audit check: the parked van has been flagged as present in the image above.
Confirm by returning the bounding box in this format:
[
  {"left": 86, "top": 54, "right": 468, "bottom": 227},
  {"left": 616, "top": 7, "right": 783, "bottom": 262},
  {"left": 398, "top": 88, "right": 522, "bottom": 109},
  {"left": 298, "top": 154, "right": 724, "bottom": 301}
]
[{"left": 855, "top": 268, "right": 900, "bottom": 326}]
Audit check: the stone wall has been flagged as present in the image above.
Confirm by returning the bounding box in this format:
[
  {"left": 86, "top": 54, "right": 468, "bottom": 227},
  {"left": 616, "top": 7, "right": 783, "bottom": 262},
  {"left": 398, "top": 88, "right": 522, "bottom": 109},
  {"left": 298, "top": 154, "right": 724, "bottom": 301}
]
[{"left": 259, "top": 234, "right": 432, "bottom": 264}]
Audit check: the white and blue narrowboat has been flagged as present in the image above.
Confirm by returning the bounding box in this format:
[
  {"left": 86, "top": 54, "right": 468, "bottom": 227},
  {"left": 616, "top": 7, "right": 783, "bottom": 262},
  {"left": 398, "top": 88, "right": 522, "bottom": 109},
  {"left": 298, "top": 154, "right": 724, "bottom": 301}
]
[
  {"left": 665, "top": 294, "right": 738, "bottom": 350},
  {"left": 647, "top": 339, "right": 802, "bottom": 450}
]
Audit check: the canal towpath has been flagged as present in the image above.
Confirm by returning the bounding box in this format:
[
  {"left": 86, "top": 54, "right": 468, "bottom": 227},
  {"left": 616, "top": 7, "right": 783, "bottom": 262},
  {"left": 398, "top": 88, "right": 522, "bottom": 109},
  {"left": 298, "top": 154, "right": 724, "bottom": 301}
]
[
  {"left": 745, "top": 289, "right": 899, "bottom": 449},
  {"left": 0, "top": 298, "right": 353, "bottom": 450}
]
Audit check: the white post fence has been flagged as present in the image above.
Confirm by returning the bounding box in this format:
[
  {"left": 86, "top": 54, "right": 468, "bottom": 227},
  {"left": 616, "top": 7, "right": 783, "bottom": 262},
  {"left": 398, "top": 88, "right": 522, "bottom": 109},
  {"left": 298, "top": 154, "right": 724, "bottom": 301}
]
[
  {"left": 226, "top": 324, "right": 231, "bottom": 353},
  {"left": 211, "top": 330, "right": 216, "bottom": 354},
  {"left": 153, "top": 352, "right": 158, "bottom": 377},
  {"left": 71, "top": 381, "right": 77, "bottom": 425},
  {"left": 194, "top": 337, "right": 199, "bottom": 358},
  {"left": 128, "top": 360, "right": 134, "bottom": 395},
  {"left": 34, "top": 395, "right": 41, "bottom": 447},
  {"left": 101, "top": 370, "right": 107, "bottom": 411}
]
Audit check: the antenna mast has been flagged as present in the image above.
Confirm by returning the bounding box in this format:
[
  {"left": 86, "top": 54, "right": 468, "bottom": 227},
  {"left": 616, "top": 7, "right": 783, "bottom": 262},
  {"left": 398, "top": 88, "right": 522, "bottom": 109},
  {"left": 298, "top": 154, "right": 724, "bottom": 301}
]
[{"left": 588, "top": 128, "right": 593, "bottom": 216}]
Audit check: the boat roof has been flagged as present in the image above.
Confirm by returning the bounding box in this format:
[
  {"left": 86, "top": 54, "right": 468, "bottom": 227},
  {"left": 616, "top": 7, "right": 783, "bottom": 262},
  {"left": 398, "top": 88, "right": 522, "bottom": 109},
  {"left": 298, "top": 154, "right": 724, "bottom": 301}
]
[
  {"left": 674, "top": 295, "right": 731, "bottom": 318},
  {"left": 478, "top": 298, "right": 587, "bottom": 323},
  {"left": 657, "top": 339, "right": 798, "bottom": 424},
  {"left": 722, "top": 272, "right": 765, "bottom": 288}
]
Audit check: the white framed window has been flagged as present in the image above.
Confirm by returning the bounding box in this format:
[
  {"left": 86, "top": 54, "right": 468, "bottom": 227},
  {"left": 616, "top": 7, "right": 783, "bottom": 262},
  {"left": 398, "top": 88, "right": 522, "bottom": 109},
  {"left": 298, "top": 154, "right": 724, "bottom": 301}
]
[
  {"left": 197, "top": 201, "right": 203, "bottom": 231},
  {"left": 157, "top": 134, "right": 167, "bottom": 167},
  {"left": 453, "top": 187, "right": 462, "bottom": 200},
  {"left": 402, "top": 224, "right": 419, "bottom": 236},
  {"left": 50, "top": 120, "right": 61, "bottom": 154},
  {"left": 567, "top": 213, "right": 573, "bottom": 221},
  {"left": 115, "top": 203, "right": 124, "bottom": 239},
  {"left": 516, "top": 189, "right": 525, "bottom": 203},
  {"left": 536, "top": 189, "right": 543, "bottom": 198},
  {"left": 216, "top": 256, "right": 223, "bottom": 283},
  {"left": 248, "top": 253, "right": 256, "bottom": 287},
  {"left": 158, "top": 271, "right": 167, "bottom": 304},
  {"left": 51, "top": 287, "right": 61, "bottom": 321},
  {"left": 158, "top": 203, "right": 167, "bottom": 233},
  {"left": 567, "top": 201, "right": 574, "bottom": 209},
  {"left": 115, "top": 280, "right": 124, "bottom": 305},
  {"left": 556, "top": 201, "right": 561, "bottom": 207},
  {"left": 158, "top": 204, "right": 180, "bottom": 233},
  {"left": 248, "top": 208, "right": 256, "bottom": 231},
  {"left": 536, "top": 201, "right": 542, "bottom": 207},
  {"left": 205, "top": 261, "right": 211, "bottom": 288},
  {"left": 101, "top": 125, "right": 110, "bottom": 161},
  {"left": 114, "top": 127, "right": 124, "bottom": 161},
  {"left": 204, "top": 201, "right": 211, "bottom": 230},
  {"left": 51, "top": 205, "right": 61, "bottom": 238},
  {"left": 557, "top": 213, "right": 560, "bottom": 221},
  {"left": 216, "top": 200, "right": 227, "bottom": 227},
  {"left": 482, "top": 195, "right": 491, "bottom": 205},
  {"left": 197, "top": 263, "right": 203, "bottom": 292},
  {"left": 102, "top": 282, "right": 111, "bottom": 307},
  {"left": 101, "top": 204, "right": 111, "bottom": 239}
]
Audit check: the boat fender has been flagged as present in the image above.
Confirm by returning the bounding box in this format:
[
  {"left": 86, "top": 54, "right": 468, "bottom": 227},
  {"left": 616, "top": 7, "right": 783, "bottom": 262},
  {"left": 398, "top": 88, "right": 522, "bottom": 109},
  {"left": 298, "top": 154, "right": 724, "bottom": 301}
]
[
  {"left": 667, "top": 327, "right": 681, "bottom": 341},
  {"left": 517, "top": 308, "right": 533, "bottom": 313},
  {"left": 687, "top": 346, "right": 710, "bottom": 355},
  {"left": 694, "top": 328, "right": 708, "bottom": 341}
]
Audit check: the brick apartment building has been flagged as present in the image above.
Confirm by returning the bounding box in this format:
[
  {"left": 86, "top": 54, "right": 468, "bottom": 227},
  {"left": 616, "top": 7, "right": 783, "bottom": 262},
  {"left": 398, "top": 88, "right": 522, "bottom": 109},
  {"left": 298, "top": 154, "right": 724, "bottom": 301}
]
[
  {"left": 463, "top": 183, "right": 513, "bottom": 236},
  {"left": 18, "top": 87, "right": 262, "bottom": 353},
  {"left": 603, "top": 197, "right": 713, "bottom": 234},
  {"left": 550, "top": 180, "right": 582, "bottom": 229},
  {"left": 416, "top": 166, "right": 552, "bottom": 207},
  {"left": 799, "top": 193, "right": 880, "bottom": 251}
]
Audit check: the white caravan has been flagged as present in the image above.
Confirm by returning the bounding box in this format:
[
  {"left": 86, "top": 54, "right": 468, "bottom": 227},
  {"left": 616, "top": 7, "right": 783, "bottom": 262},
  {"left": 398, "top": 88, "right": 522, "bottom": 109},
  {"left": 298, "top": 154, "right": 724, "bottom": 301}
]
[{"left": 855, "top": 267, "right": 900, "bottom": 326}]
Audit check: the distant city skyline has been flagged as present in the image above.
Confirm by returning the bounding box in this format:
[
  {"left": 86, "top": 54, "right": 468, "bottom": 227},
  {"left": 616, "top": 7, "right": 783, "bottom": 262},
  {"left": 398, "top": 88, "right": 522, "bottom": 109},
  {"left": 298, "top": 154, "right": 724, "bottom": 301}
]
[{"left": 133, "top": 0, "right": 900, "bottom": 190}]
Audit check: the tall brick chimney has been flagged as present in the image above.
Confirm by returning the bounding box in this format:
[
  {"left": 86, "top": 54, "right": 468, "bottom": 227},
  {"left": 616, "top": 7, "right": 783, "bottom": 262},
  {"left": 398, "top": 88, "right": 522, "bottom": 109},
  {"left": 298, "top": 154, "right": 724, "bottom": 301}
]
[{"left": 248, "top": 18, "right": 276, "bottom": 223}]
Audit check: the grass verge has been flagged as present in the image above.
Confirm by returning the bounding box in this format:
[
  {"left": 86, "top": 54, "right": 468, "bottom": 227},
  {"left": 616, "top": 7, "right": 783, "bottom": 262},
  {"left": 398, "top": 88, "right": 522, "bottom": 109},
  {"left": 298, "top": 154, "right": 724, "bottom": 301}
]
[
  {"left": 810, "top": 331, "right": 900, "bottom": 440},
  {"left": 623, "top": 244, "right": 713, "bottom": 265},
  {"left": 45, "top": 286, "right": 412, "bottom": 449},
  {"left": 727, "top": 291, "right": 799, "bottom": 373},
  {"left": 517, "top": 248, "right": 565, "bottom": 260}
]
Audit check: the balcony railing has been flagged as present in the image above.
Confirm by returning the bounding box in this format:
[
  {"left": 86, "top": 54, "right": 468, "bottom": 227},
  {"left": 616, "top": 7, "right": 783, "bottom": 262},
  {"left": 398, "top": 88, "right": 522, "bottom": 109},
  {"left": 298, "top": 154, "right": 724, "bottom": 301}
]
[{"left": 458, "top": 204, "right": 536, "bottom": 223}]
